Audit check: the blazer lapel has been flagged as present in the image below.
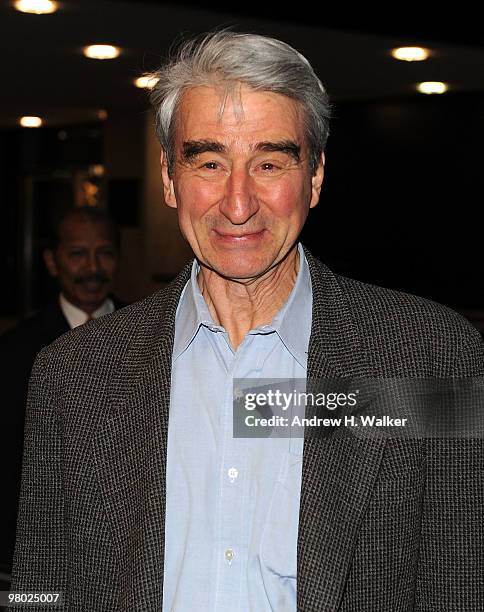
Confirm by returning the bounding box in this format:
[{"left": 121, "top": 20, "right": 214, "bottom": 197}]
[
  {"left": 297, "top": 250, "right": 386, "bottom": 611},
  {"left": 91, "top": 263, "right": 191, "bottom": 606}
]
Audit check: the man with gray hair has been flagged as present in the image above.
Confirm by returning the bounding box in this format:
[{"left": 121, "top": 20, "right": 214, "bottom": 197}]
[{"left": 11, "top": 31, "right": 483, "bottom": 611}]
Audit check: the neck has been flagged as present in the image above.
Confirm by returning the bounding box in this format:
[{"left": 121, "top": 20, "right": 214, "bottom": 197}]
[{"left": 197, "top": 246, "right": 299, "bottom": 350}]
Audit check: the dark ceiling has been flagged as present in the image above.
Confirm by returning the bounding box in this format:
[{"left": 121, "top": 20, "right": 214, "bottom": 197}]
[
  {"left": 0, "top": 0, "right": 483, "bottom": 127},
  {"left": 161, "top": 2, "right": 484, "bottom": 48}
]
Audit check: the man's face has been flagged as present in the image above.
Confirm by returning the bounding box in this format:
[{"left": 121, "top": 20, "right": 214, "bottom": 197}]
[
  {"left": 43, "top": 218, "right": 118, "bottom": 314},
  {"left": 161, "top": 84, "right": 324, "bottom": 280}
]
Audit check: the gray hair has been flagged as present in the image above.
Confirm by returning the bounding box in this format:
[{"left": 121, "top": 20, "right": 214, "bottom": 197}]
[{"left": 149, "top": 30, "right": 331, "bottom": 175}]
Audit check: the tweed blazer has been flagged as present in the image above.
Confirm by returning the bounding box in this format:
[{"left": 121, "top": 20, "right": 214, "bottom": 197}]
[
  {"left": 1, "top": 296, "right": 126, "bottom": 574},
  {"left": 11, "top": 249, "right": 484, "bottom": 611}
]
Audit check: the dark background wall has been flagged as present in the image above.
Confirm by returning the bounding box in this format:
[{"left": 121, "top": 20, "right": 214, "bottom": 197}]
[
  {"left": 302, "top": 92, "right": 484, "bottom": 311},
  {"left": 0, "top": 124, "right": 104, "bottom": 317}
]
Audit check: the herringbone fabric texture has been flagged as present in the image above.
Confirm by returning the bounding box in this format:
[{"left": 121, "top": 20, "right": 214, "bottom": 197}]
[{"left": 10, "top": 248, "right": 484, "bottom": 611}]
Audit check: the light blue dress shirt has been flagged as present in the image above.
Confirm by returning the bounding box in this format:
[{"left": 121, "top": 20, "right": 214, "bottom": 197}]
[{"left": 163, "top": 243, "right": 312, "bottom": 611}]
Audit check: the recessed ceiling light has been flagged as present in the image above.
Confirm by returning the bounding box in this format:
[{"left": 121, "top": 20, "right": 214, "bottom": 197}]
[
  {"left": 83, "top": 44, "right": 120, "bottom": 60},
  {"left": 417, "top": 81, "right": 448, "bottom": 95},
  {"left": 134, "top": 75, "right": 159, "bottom": 89},
  {"left": 14, "top": 0, "right": 58, "bottom": 14},
  {"left": 391, "top": 47, "right": 430, "bottom": 62},
  {"left": 19, "top": 116, "right": 43, "bottom": 127}
]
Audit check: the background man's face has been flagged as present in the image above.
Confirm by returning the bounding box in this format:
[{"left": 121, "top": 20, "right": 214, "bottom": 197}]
[
  {"left": 43, "top": 217, "right": 118, "bottom": 314},
  {"left": 161, "top": 83, "right": 324, "bottom": 280}
]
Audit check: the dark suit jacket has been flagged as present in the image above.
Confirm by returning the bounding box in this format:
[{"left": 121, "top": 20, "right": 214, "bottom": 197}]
[
  {"left": 0, "top": 298, "right": 124, "bottom": 575},
  {"left": 10, "top": 251, "right": 484, "bottom": 611}
]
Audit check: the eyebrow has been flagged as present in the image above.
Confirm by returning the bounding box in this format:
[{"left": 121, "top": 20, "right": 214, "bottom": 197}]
[
  {"left": 254, "top": 141, "right": 301, "bottom": 162},
  {"left": 182, "top": 140, "right": 226, "bottom": 161},
  {"left": 181, "top": 139, "right": 301, "bottom": 163}
]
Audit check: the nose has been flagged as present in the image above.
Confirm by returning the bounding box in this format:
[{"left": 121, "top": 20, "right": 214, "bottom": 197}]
[
  {"left": 87, "top": 250, "right": 101, "bottom": 273},
  {"left": 219, "top": 165, "right": 259, "bottom": 225}
]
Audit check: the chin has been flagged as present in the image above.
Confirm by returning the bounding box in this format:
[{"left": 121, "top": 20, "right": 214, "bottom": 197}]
[{"left": 205, "top": 255, "right": 276, "bottom": 281}]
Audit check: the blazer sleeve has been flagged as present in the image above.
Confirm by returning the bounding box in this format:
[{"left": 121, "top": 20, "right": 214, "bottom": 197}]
[
  {"left": 415, "top": 328, "right": 484, "bottom": 611},
  {"left": 9, "top": 347, "right": 67, "bottom": 609}
]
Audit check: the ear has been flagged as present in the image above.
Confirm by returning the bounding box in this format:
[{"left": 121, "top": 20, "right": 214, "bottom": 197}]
[
  {"left": 160, "top": 150, "right": 177, "bottom": 209},
  {"left": 310, "top": 152, "right": 325, "bottom": 209},
  {"left": 43, "top": 249, "right": 58, "bottom": 277}
]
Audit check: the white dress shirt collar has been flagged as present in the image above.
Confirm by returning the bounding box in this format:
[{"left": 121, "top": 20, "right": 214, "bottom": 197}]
[{"left": 59, "top": 293, "right": 115, "bottom": 329}]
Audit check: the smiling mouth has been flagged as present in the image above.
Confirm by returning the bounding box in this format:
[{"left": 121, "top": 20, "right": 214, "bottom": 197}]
[{"left": 213, "top": 229, "right": 265, "bottom": 240}]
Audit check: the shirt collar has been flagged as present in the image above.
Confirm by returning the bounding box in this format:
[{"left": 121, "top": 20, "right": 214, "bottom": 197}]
[
  {"left": 173, "top": 243, "right": 312, "bottom": 368},
  {"left": 268, "top": 243, "right": 312, "bottom": 368},
  {"left": 59, "top": 293, "right": 115, "bottom": 329},
  {"left": 172, "top": 260, "right": 216, "bottom": 358}
]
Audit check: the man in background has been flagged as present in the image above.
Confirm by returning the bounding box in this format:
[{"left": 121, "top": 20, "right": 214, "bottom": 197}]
[
  {"left": 0, "top": 206, "right": 121, "bottom": 579},
  {"left": 42, "top": 206, "right": 121, "bottom": 330}
]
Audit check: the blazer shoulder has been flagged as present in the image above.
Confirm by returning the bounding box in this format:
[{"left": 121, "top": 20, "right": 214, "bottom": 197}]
[
  {"left": 335, "top": 273, "right": 483, "bottom": 375},
  {"left": 66, "top": 287, "right": 166, "bottom": 341},
  {"left": 31, "top": 262, "right": 192, "bottom": 397},
  {"left": 337, "top": 274, "right": 472, "bottom": 331},
  {"left": 305, "top": 251, "right": 476, "bottom": 343},
  {"left": 35, "top": 287, "right": 173, "bottom": 380}
]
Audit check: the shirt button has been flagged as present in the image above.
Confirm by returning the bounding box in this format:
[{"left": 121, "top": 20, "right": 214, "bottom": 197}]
[
  {"left": 224, "top": 548, "right": 235, "bottom": 564},
  {"left": 228, "top": 467, "right": 238, "bottom": 482}
]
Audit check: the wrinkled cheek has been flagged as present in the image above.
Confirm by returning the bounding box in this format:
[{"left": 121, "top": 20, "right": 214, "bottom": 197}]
[
  {"left": 259, "top": 182, "right": 308, "bottom": 219},
  {"left": 174, "top": 204, "right": 208, "bottom": 248},
  {"left": 177, "top": 184, "right": 223, "bottom": 237}
]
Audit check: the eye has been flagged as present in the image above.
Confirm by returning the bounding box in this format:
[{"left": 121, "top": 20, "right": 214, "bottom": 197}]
[
  {"left": 201, "top": 161, "right": 219, "bottom": 170},
  {"left": 257, "top": 161, "right": 285, "bottom": 174}
]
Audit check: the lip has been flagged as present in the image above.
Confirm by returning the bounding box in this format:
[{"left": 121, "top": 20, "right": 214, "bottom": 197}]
[
  {"left": 81, "top": 280, "right": 106, "bottom": 291},
  {"left": 213, "top": 229, "right": 266, "bottom": 243}
]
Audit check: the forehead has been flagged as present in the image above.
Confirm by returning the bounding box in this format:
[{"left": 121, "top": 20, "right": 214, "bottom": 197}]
[
  {"left": 59, "top": 218, "right": 114, "bottom": 244},
  {"left": 175, "top": 84, "right": 305, "bottom": 147}
]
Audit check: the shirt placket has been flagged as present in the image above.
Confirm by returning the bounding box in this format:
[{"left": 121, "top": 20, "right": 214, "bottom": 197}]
[{"left": 213, "top": 333, "right": 270, "bottom": 612}]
